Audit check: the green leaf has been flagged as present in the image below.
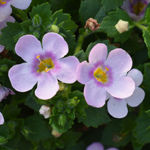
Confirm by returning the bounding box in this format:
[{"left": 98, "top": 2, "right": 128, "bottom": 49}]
[
  {"left": 100, "top": 8, "right": 133, "bottom": 43},
  {"left": 0, "top": 22, "right": 22, "bottom": 51},
  {"left": 135, "top": 112, "right": 150, "bottom": 144},
  {"left": 74, "top": 50, "right": 86, "bottom": 62},
  {"left": 52, "top": 9, "right": 78, "bottom": 34},
  {"left": 143, "top": 26, "right": 150, "bottom": 58},
  {"left": 79, "top": 0, "right": 106, "bottom": 26},
  {"left": 77, "top": 106, "right": 110, "bottom": 127},
  {"left": 101, "top": 0, "right": 125, "bottom": 12},
  {"left": 25, "top": 115, "right": 51, "bottom": 142},
  {"left": 29, "top": 3, "right": 52, "bottom": 27},
  {"left": 65, "top": 142, "right": 86, "bottom": 150}
]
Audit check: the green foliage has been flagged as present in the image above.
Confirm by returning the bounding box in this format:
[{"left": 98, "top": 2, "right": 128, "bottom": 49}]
[
  {"left": 100, "top": 8, "right": 133, "bottom": 43},
  {"left": 101, "top": 0, "right": 125, "bottom": 12}
]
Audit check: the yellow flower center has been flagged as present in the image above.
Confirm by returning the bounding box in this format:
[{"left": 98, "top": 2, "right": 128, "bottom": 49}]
[
  {"left": 133, "top": 2, "right": 146, "bottom": 15},
  {"left": 0, "top": 0, "right": 6, "bottom": 4},
  {"left": 36, "top": 55, "right": 54, "bottom": 73},
  {"left": 94, "top": 67, "right": 109, "bottom": 83}
]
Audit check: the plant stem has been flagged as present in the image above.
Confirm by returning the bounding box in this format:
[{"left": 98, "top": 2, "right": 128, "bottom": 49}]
[{"left": 134, "top": 22, "right": 147, "bottom": 30}]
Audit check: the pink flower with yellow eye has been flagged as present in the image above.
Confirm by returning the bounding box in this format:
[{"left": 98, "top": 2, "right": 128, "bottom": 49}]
[
  {"left": 77, "top": 43, "right": 135, "bottom": 108},
  {"left": 122, "top": 0, "right": 150, "bottom": 21},
  {"left": 0, "top": 0, "right": 31, "bottom": 22},
  {"left": 8, "top": 32, "right": 79, "bottom": 100}
]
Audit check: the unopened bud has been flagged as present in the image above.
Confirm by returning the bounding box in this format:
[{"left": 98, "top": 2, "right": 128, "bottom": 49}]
[
  {"left": 58, "top": 113, "right": 67, "bottom": 126},
  {"left": 39, "top": 105, "right": 51, "bottom": 119},
  {"left": 51, "top": 25, "right": 59, "bottom": 33},
  {"left": 51, "top": 129, "right": 62, "bottom": 138},
  {"left": 84, "top": 18, "right": 100, "bottom": 31},
  {"left": 58, "top": 82, "right": 65, "bottom": 91},
  {"left": 115, "top": 19, "right": 129, "bottom": 33},
  {"left": 0, "top": 64, "right": 8, "bottom": 72},
  {"left": 32, "top": 14, "right": 42, "bottom": 27},
  {"left": 0, "top": 136, "right": 7, "bottom": 145},
  {"left": 68, "top": 97, "right": 80, "bottom": 108}
]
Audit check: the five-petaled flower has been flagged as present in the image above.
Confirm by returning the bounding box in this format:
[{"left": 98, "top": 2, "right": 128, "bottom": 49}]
[
  {"left": 8, "top": 32, "right": 79, "bottom": 100},
  {"left": 77, "top": 43, "right": 135, "bottom": 108},
  {"left": 86, "top": 142, "right": 119, "bottom": 150},
  {"left": 107, "top": 69, "right": 145, "bottom": 118},
  {"left": 0, "top": 0, "right": 31, "bottom": 22},
  {"left": 0, "top": 16, "right": 15, "bottom": 52},
  {"left": 122, "top": 0, "right": 150, "bottom": 21}
]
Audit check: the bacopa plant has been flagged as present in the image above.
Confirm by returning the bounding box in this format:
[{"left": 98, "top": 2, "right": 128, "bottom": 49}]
[{"left": 0, "top": 0, "right": 150, "bottom": 150}]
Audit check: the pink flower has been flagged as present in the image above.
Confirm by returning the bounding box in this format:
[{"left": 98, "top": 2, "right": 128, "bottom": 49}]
[
  {"left": 86, "top": 142, "right": 119, "bottom": 150},
  {"left": 0, "top": 112, "right": 4, "bottom": 125},
  {"left": 0, "top": 0, "right": 31, "bottom": 22},
  {"left": 0, "top": 16, "right": 15, "bottom": 52},
  {"left": 122, "top": 0, "right": 150, "bottom": 21},
  {"left": 77, "top": 43, "right": 135, "bottom": 108},
  {"left": 9, "top": 32, "right": 79, "bottom": 100},
  {"left": 107, "top": 69, "right": 145, "bottom": 118}
]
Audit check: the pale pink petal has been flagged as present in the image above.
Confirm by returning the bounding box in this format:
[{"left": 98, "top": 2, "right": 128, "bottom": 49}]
[
  {"left": 106, "top": 148, "right": 119, "bottom": 150},
  {"left": 35, "top": 73, "right": 59, "bottom": 100},
  {"left": 106, "top": 76, "right": 135, "bottom": 99},
  {"left": 55, "top": 56, "right": 79, "bottom": 83},
  {"left": 15, "top": 35, "right": 43, "bottom": 63},
  {"left": 8, "top": 63, "right": 37, "bottom": 92},
  {"left": 125, "top": 87, "right": 145, "bottom": 107},
  {"left": 0, "top": 2, "right": 12, "bottom": 22},
  {"left": 86, "top": 142, "right": 104, "bottom": 150},
  {"left": 0, "top": 16, "right": 15, "bottom": 32},
  {"left": 105, "top": 49, "right": 132, "bottom": 76},
  {"left": 84, "top": 80, "right": 106, "bottom": 107},
  {"left": 89, "top": 43, "right": 107, "bottom": 64},
  {"left": 0, "top": 45, "right": 4, "bottom": 53},
  {"left": 0, "top": 87, "right": 6, "bottom": 102},
  {"left": 107, "top": 97, "right": 128, "bottom": 118},
  {"left": 77, "top": 61, "right": 93, "bottom": 84},
  {"left": 10, "top": 0, "right": 31, "bottom": 10},
  {"left": 0, "top": 112, "right": 4, "bottom": 125},
  {"left": 127, "top": 69, "right": 143, "bottom": 86},
  {"left": 42, "top": 33, "right": 68, "bottom": 59}
]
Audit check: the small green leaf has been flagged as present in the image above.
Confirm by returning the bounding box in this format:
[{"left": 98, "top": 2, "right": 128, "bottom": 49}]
[{"left": 74, "top": 50, "right": 86, "bottom": 62}]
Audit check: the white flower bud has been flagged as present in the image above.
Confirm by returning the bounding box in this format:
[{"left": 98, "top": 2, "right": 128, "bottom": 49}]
[
  {"left": 115, "top": 19, "right": 129, "bottom": 33},
  {"left": 51, "top": 129, "right": 62, "bottom": 138},
  {"left": 39, "top": 105, "right": 51, "bottom": 119}
]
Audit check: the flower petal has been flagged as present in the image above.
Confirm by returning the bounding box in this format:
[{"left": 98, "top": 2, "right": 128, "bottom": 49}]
[
  {"left": 55, "top": 56, "right": 79, "bottom": 83},
  {"left": 106, "top": 76, "right": 135, "bottom": 99},
  {"left": 125, "top": 87, "right": 145, "bottom": 107},
  {"left": 35, "top": 73, "right": 59, "bottom": 100},
  {"left": 106, "top": 148, "right": 119, "bottom": 150},
  {"left": 0, "top": 45, "right": 4, "bottom": 53},
  {"left": 42, "top": 32, "right": 68, "bottom": 59},
  {"left": 107, "top": 97, "right": 128, "bottom": 118},
  {"left": 77, "top": 61, "right": 93, "bottom": 84},
  {"left": 84, "top": 80, "right": 106, "bottom": 107},
  {"left": 0, "top": 2, "right": 12, "bottom": 22},
  {"left": 89, "top": 43, "right": 107, "bottom": 64},
  {"left": 15, "top": 35, "right": 43, "bottom": 63},
  {"left": 0, "top": 112, "right": 4, "bottom": 125},
  {"left": 0, "top": 87, "right": 6, "bottom": 102},
  {"left": 105, "top": 48, "right": 132, "bottom": 76},
  {"left": 8, "top": 63, "right": 37, "bottom": 92},
  {"left": 86, "top": 142, "right": 104, "bottom": 150},
  {"left": 10, "top": 0, "right": 31, "bottom": 10},
  {"left": 127, "top": 69, "right": 143, "bottom": 86}
]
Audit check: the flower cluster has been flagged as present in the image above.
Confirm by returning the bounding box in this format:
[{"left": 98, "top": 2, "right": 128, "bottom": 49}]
[{"left": 86, "top": 142, "right": 119, "bottom": 150}]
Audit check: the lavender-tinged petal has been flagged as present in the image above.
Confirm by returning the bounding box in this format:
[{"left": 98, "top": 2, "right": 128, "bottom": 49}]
[
  {"left": 55, "top": 56, "right": 79, "bottom": 83},
  {"left": 0, "top": 45, "right": 4, "bottom": 53},
  {"left": 35, "top": 73, "right": 59, "bottom": 100},
  {"left": 105, "top": 49, "right": 132, "bottom": 76},
  {"left": 15, "top": 35, "right": 43, "bottom": 63},
  {"left": 127, "top": 69, "right": 143, "bottom": 86},
  {"left": 77, "top": 61, "right": 93, "bottom": 84},
  {"left": 10, "top": 0, "right": 31, "bottom": 10},
  {"left": 84, "top": 80, "right": 106, "bottom": 108},
  {"left": 107, "top": 97, "right": 128, "bottom": 119},
  {"left": 86, "top": 142, "right": 104, "bottom": 150},
  {"left": 106, "top": 76, "right": 135, "bottom": 99},
  {"left": 42, "top": 33, "right": 68, "bottom": 59},
  {"left": 8, "top": 63, "right": 37, "bottom": 92},
  {"left": 0, "top": 2, "right": 12, "bottom": 22},
  {"left": 89, "top": 43, "right": 107, "bottom": 64},
  {"left": 0, "top": 112, "right": 4, "bottom": 125},
  {"left": 0, "top": 87, "right": 6, "bottom": 102},
  {"left": 125, "top": 87, "right": 145, "bottom": 107},
  {"left": 106, "top": 148, "right": 119, "bottom": 150}
]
